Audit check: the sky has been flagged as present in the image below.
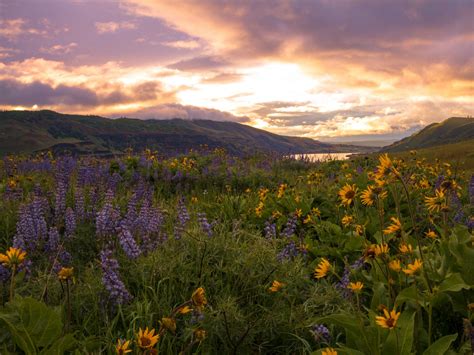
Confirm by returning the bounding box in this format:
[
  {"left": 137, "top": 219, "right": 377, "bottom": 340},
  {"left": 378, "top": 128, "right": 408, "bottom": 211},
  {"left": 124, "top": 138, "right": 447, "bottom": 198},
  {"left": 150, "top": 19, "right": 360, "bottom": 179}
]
[{"left": 0, "top": 0, "right": 473, "bottom": 143}]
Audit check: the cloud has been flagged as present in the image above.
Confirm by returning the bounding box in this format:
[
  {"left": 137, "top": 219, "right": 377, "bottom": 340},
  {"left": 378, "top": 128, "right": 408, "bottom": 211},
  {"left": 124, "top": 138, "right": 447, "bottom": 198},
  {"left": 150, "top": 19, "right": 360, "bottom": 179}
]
[
  {"left": 95, "top": 21, "right": 136, "bottom": 34},
  {"left": 0, "top": 78, "right": 176, "bottom": 111},
  {"left": 118, "top": 103, "right": 250, "bottom": 122},
  {"left": 0, "top": 18, "right": 47, "bottom": 40},
  {"left": 0, "top": 79, "right": 99, "bottom": 106},
  {"left": 167, "top": 55, "right": 230, "bottom": 71},
  {"left": 123, "top": 0, "right": 473, "bottom": 94},
  {"left": 40, "top": 42, "right": 78, "bottom": 55},
  {"left": 163, "top": 39, "right": 202, "bottom": 49}
]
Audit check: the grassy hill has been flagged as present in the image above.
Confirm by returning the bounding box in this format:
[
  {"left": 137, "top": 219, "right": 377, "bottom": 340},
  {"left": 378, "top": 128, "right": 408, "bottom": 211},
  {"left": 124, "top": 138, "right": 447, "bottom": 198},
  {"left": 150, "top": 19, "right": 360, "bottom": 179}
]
[
  {"left": 0, "top": 110, "right": 372, "bottom": 156},
  {"left": 383, "top": 116, "right": 474, "bottom": 152},
  {"left": 390, "top": 139, "right": 474, "bottom": 174}
]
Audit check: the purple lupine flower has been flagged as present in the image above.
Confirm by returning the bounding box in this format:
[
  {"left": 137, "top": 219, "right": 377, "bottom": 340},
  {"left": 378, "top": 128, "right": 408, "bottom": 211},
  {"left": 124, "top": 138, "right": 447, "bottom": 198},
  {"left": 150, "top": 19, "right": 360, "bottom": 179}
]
[
  {"left": 350, "top": 257, "right": 365, "bottom": 271},
  {"left": 96, "top": 190, "right": 120, "bottom": 238},
  {"left": 197, "top": 212, "right": 213, "bottom": 237},
  {"left": 335, "top": 261, "right": 351, "bottom": 299},
  {"left": 123, "top": 193, "right": 139, "bottom": 231},
  {"left": 118, "top": 225, "right": 141, "bottom": 259},
  {"left": 147, "top": 206, "right": 164, "bottom": 235},
  {"left": 277, "top": 240, "right": 299, "bottom": 261},
  {"left": 64, "top": 207, "right": 76, "bottom": 238},
  {"left": 467, "top": 217, "right": 474, "bottom": 231},
  {"left": 13, "top": 197, "right": 48, "bottom": 252},
  {"left": 174, "top": 197, "right": 190, "bottom": 240},
  {"left": 54, "top": 180, "right": 67, "bottom": 219},
  {"left": 450, "top": 191, "right": 464, "bottom": 223},
  {"left": 0, "top": 265, "right": 10, "bottom": 283},
  {"left": 100, "top": 249, "right": 132, "bottom": 305},
  {"left": 264, "top": 220, "right": 277, "bottom": 239},
  {"left": 434, "top": 175, "right": 444, "bottom": 191},
  {"left": 45, "top": 227, "right": 60, "bottom": 253},
  {"left": 281, "top": 215, "right": 297, "bottom": 238},
  {"left": 311, "top": 324, "right": 331, "bottom": 343},
  {"left": 74, "top": 188, "right": 85, "bottom": 221}
]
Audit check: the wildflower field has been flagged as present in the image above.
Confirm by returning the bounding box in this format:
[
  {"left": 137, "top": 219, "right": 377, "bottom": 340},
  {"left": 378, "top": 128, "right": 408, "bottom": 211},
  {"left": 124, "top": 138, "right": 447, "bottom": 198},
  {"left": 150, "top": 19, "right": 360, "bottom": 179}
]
[{"left": 0, "top": 148, "right": 473, "bottom": 354}]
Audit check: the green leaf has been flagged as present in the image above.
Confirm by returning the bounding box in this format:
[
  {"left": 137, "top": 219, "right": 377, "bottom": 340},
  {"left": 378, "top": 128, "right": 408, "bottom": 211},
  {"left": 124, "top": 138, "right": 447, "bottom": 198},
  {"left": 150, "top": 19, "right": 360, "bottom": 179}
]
[
  {"left": 438, "top": 273, "right": 471, "bottom": 293},
  {"left": 319, "top": 313, "right": 376, "bottom": 354},
  {"left": 396, "top": 285, "right": 425, "bottom": 307},
  {"left": 0, "top": 297, "right": 77, "bottom": 354},
  {"left": 0, "top": 311, "right": 36, "bottom": 354},
  {"left": 382, "top": 310, "right": 415, "bottom": 355},
  {"left": 422, "top": 334, "right": 457, "bottom": 355},
  {"left": 40, "top": 334, "right": 76, "bottom": 355}
]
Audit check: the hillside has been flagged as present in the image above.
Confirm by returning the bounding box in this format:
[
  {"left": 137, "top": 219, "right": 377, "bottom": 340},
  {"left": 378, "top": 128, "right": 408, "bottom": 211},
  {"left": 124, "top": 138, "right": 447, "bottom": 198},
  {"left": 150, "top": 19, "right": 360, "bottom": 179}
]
[
  {"left": 383, "top": 116, "right": 474, "bottom": 152},
  {"left": 0, "top": 110, "right": 371, "bottom": 156}
]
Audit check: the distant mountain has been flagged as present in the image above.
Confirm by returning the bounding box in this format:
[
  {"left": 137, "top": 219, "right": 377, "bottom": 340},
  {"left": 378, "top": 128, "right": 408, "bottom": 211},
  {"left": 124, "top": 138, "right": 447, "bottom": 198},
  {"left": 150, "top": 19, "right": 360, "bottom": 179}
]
[
  {"left": 382, "top": 116, "right": 474, "bottom": 152},
  {"left": 0, "top": 110, "right": 372, "bottom": 156}
]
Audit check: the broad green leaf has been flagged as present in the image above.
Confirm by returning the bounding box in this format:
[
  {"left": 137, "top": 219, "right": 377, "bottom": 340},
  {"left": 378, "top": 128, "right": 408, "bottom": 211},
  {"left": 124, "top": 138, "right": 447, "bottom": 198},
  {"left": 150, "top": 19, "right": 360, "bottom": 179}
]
[
  {"left": 40, "top": 334, "right": 76, "bottom": 355},
  {"left": 438, "top": 273, "right": 470, "bottom": 292},
  {"left": 381, "top": 310, "right": 416, "bottom": 355},
  {"left": 396, "top": 285, "right": 425, "bottom": 307},
  {"left": 422, "top": 334, "right": 457, "bottom": 355},
  {"left": 0, "top": 311, "right": 36, "bottom": 354}
]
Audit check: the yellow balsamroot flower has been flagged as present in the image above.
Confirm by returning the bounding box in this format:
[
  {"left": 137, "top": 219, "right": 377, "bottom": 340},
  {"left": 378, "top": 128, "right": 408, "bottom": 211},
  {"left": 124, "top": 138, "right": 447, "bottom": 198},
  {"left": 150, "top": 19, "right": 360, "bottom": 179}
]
[
  {"left": 255, "top": 201, "right": 264, "bottom": 217},
  {"left": 322, "top": 348, "right": 338, "bottom": 355},
  {"left": 354, "top": 224, "right": 365, "bottom": 236},
  {"left": 258, "top": 188, "right": 269, "bottom": 201},
  {"left": 311, "top": 207, "right": 321, "bottom": 217},
  {"left": 194, "top": 328, "right": 207, "bottom": 342},
  {"left": 360, "top": 185, "right": 388, "bottom": 206},
  {"left": 425, "top": 229, "right": 437, "bottom": 239},
  {"left": 115, "top": 339, "right": 131, "bottom": 355},
  {"left": 383, "top": 217, "right": 402, "bottom": 235},
  {"left": 440, "top": 178, "right": 459, "bottom": 192},
  {"left": 389, "top": 259, "right": 401, "bottom": 272},
  {"left": 268, "top": 280, "right": 285, "bottom": 292},
  {"left": 245, "top": 188, "right": 251, "bottom": 193},
  {"left": 295, "top": 208, "right": 303, "bottom": 218},
  {"left": 360, "top": 186, "right": 376, "bottom": 206},
  {"left": 399, "top": 243, "right": 413, "bottom": 254},
  {"left": 425, "top": 189, "right": 447, "bottom": 213},
  {"left": 314, "top": 258, "right": 331, "bottom": 279},
  {"left": 375, "top": 308, "right": 400, "bottom": 329},
  {"left": 161, "top": 317, "right": 176, "bottom": 333},
  {"left": 272, "top": 210, "right": 282, "bottom": 219},
  {"left": 363, "top": 244, "right": 377, "bottom": 260},
  {"left": 277, "top": 183, "right": 287, "bottom": 198},
  {"left": 403, "top": 259, "right": 423, "bottom": 275},
  {"left": 178, "top": 305, "right": 192, "bottom": 315},
  {"left": 0, "top": 247, "right": 26, "bottom": 268},
  {"left": 347, "top": 281, "right": 363, "bottom": 293},
  {"left": 418, "top": 178, "right": 430, "bottom": 189},
  {"left": 191, "top": 196, "right": 198, "bottom": 203},
  {"left": 303, "top": 215, "right": 312, "bottom": 224},
  {"left": 338, "top": 184, "right": 358, "bottom": 207},
  {"left": 58, "top": 267, "right": 74, "bottom": 281},
  {"left": 375, "top": 154, "right": 399, "bottom": 180},
  {"left": 341, "top": 215, "right": 354, "bottom": 227},
  {"left": 192, "top": 287, "right": 207, "bottom": 311},
  {"left": 136, "top": 327, "right": 159, "bottom": 350},
  {"left": 374, "top": 243, "right": 389, "bottom": 257}
]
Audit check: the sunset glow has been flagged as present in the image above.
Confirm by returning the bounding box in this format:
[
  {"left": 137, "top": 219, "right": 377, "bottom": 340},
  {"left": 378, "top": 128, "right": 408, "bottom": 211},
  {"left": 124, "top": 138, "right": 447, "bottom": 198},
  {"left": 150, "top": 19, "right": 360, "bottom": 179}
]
[{"left": 0, "top": 0, "right": 472, "bottom": 142}]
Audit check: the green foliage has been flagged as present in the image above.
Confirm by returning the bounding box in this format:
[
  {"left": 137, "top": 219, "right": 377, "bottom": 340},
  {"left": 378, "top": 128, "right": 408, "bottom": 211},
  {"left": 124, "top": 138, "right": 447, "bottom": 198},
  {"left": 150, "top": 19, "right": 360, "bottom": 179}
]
[{"left": 0, "top": 297, "right": 76, "bottom": 354}]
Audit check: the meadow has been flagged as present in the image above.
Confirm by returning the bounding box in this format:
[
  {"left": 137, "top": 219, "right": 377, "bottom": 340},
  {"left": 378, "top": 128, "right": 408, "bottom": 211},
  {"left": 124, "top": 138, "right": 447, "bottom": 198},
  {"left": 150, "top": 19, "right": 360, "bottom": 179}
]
[{"left": 0, "top": 148, "right": 473, "bottom": 354}]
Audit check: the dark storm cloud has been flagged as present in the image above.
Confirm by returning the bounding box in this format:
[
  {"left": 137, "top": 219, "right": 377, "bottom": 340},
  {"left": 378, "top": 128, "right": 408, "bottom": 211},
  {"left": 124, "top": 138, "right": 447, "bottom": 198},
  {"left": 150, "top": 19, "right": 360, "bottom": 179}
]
[{"left": 0, "top": 79, "right": 167, "bottom": 107}]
